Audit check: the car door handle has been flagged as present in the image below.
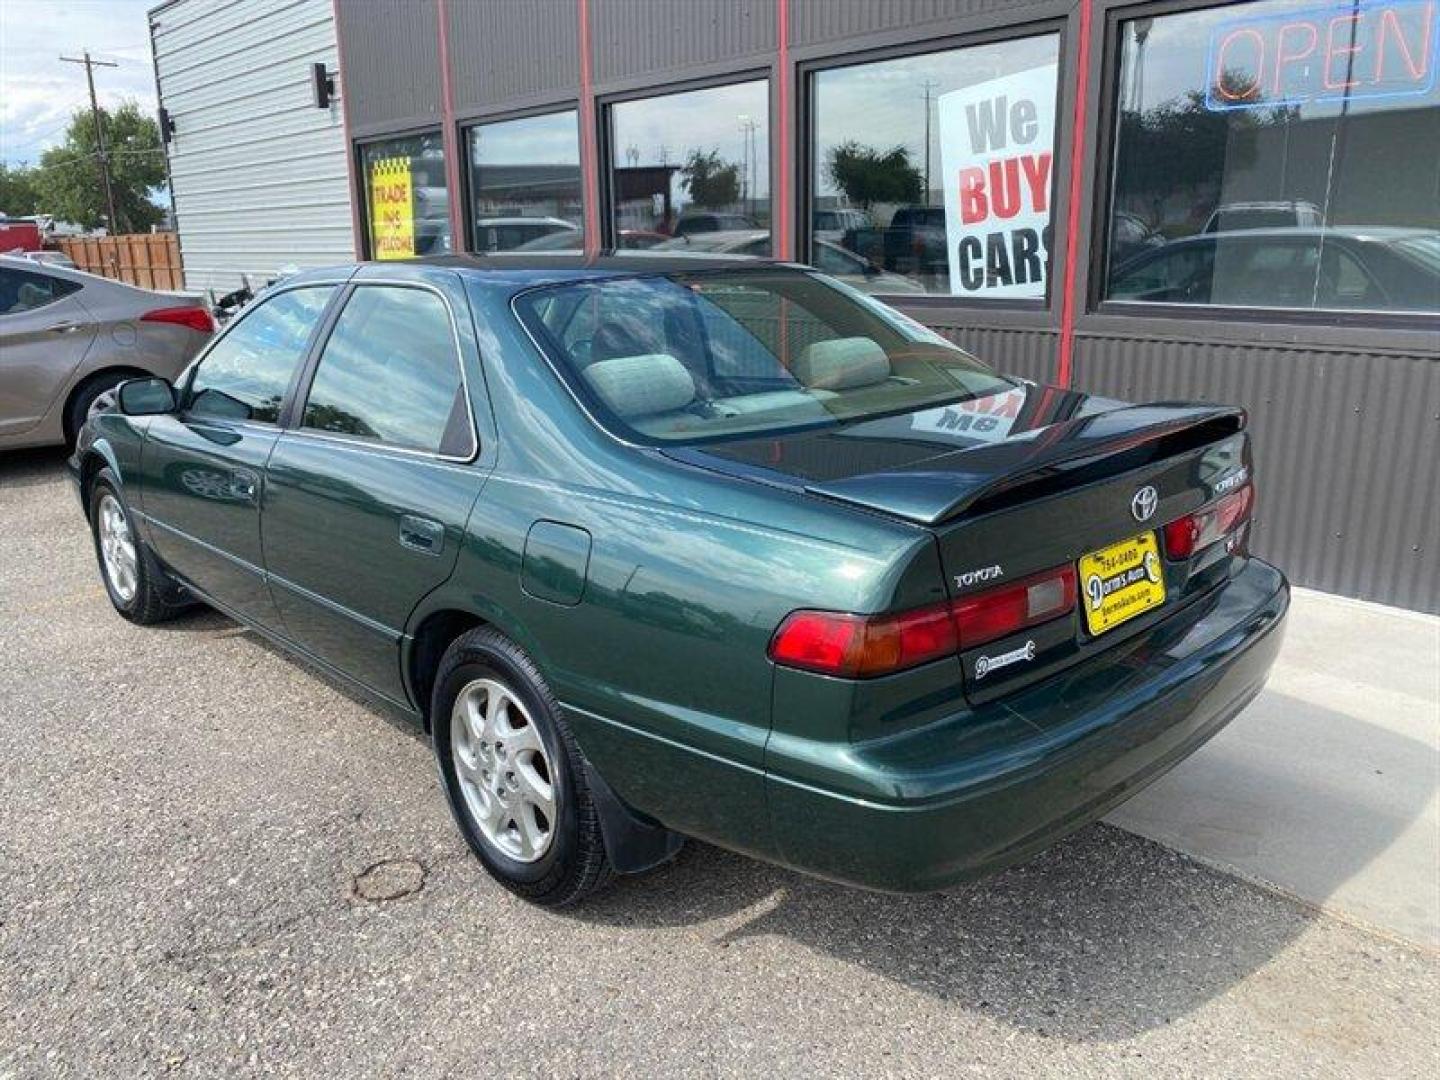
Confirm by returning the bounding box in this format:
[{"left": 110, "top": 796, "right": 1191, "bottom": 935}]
[
  {"left": 399, "top": 514, "right": 444, "bottom": 555},
  {"left": 44, "top": 321, "right": 81, "bottom": 334}
]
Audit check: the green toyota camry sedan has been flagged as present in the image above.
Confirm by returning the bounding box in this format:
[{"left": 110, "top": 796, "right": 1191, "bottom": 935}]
[{"left": 71, "top": 254, "right": 1289, "bottom": 906}]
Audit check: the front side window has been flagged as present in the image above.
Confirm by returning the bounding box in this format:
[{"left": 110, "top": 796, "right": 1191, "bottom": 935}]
[
  {"left": 610, "top": 80, "right": 770, "bottom": 248},
  {"left": 515, "top": 269, "right": 1012, "bottom": 443},
  {"left": 302, "top": 286, "right": 469, "bottom": 455},
  {"left": 361, "top": 132, "right": 452, "bottom": 260},
  {"left": 0, "top": 267, "right": 80, "bottom": 315},
  {"left": 811, "top": 34, "right": 1062, "bottom": 298},
  {"left": 186, "top": 287, "right": 334, "bottom": 422},
  {"left": 467, "top": 111, "right": 583, "bottom": 252},
  {"left": 1105, "top": 0, "right": 1440, "bottom": 313}
]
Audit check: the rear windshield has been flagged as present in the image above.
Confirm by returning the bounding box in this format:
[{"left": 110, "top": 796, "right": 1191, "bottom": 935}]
[{"left": 514, "top": 269, "right": 1012, "bottom": 444}]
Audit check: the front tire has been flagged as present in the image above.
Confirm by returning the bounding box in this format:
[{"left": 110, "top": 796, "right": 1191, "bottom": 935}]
[
  {"left": 89, "top": 469, "right": 186, "bottom": 625},
  {"left": 432, "top": 627, "right": 612, "bottom": 906}
]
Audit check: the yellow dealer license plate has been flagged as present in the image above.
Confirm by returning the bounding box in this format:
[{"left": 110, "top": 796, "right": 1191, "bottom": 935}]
[{"left": 1078, "top": 532, "right": 1166, "bottom": 636}]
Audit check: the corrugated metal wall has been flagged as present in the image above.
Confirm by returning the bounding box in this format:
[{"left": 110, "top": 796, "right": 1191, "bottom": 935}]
[
  {"left": 591, "top": 0, "right": 775, "bottom": 86},
  {"left": 789, "top": 0, "right": 1040, "bottom": 46},
  {"left": 333, "top": 0, "right": 442, "bottom": 133},
  {"left": 449, "top": 0, "right": 579, "bottom": 115},
  {"left": 151, "top": 0, "right": 353, "bottom": 294}
]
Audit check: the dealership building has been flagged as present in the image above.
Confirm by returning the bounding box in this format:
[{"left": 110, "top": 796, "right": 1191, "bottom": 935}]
[{"left": 149, "top": 0, "right": 1438, "bottom": 612}]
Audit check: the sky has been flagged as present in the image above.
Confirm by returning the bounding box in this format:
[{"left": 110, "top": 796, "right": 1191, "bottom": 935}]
[{"left": 0, "top": 0, "right": 157, "bottom": 168}]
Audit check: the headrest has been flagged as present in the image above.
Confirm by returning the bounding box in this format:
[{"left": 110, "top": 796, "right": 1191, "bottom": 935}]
[
  {"left": 583, "top": 353, "right": 695, "bottom": 419},
  {"left": 791, "top": 337, "right": 890, "bottom": 390}
]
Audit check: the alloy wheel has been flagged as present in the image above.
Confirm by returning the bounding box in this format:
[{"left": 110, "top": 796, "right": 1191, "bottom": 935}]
[
  {"left": 97, "top": 493, "right": 138, "bottom": 603},
  {"left": 450, "top": 677, "right": 557, "bottom": 863}
]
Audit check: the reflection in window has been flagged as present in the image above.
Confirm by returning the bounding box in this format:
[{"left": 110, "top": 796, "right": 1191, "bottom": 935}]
[
  {"left": 610, "top": 80, "right": 769, "bottom": 248},
  {"left": 187, "top": 287, "right": 333, "bottom": 422},
  {"left": 466, "top": 111, "right": 583, "bottom": 252},
  {"left": 1106, "top": 0, "right": 1440, "bottom": 313},
  {"left": 812, "top": 35, "right": 1061, "bottom": 297},
  {"left": 515, "top": 271, "right": 1010, "bottom": 444},
  {"left": 361, "top": 132, "right": 451, "bottom": 260},
  {"left": 302, "top": 287, "right": 467, "bottom": 455}
]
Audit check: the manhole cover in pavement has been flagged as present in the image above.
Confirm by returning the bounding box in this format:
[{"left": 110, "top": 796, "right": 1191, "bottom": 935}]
[{"left": 352, "top": 858, "right": 426, "bottom": 902}]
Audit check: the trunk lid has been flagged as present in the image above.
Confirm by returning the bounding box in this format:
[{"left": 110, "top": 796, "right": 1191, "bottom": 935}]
[{"left": 671, "top": 382, "right": 1253, "bottom": 701}]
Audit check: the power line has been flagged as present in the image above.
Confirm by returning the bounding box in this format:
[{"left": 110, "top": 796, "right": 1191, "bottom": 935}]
[{"left": 59, "top": 50, "right": 120, "bottom": 230}]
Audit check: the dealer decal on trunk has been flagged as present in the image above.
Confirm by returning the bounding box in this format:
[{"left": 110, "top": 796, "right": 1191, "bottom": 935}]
[{"left": 974, "top": 639, "right": 1037, "bottom": 679}]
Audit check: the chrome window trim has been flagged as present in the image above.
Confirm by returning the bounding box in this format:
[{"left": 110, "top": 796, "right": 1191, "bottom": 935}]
[
  {"left": 276, "top": 425, "right": 481, "bottom": 473},
  {"left": 295, "top": 278, "right": 481, "bottom": 465}
]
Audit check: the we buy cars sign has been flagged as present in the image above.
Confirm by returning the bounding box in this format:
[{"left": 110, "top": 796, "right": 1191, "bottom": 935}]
[{"left": 937, "top": 65, "right": 1058, "bottom": 299}]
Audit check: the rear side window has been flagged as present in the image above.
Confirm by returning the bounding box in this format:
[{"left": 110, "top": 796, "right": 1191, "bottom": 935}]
[
  {"left": 187, "top": 286, "right": 334, "bottom": 422},
  {"left": 0, "top": 267, "right": 81, "bottom": 315},
  {"left": 301, "top": 285, "right": 470, "bottom": 456}
]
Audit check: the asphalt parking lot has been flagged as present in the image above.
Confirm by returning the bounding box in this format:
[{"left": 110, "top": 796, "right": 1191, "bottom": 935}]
[{"left": 2, "top": 448, "right": 1436, "bottom": 1078}]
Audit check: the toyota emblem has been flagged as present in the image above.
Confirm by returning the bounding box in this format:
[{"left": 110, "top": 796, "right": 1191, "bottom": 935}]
[{"left": 1131, "top": 485, "right": 1159, "bottom": 522}]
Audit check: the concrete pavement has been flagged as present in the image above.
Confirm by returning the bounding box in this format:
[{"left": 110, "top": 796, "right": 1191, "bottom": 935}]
[{"left": 1108, "top": 588, "right": 1440, "bottom": 950}]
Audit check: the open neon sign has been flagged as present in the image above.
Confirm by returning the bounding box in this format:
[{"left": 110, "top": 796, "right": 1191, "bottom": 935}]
[{"left": 1205, "top": 0, "right": 1438, "bottom": 110}]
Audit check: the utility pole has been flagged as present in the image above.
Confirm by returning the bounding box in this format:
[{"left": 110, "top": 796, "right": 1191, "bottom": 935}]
[
  {"left": 920, "top": 80, "right": 940, "bottom": 203},
  {"left": 60, "top": 50, "right": 120, "bottom": 233},
  {"left": 738, "top": 115, "right": 759, "bottom": 214}
]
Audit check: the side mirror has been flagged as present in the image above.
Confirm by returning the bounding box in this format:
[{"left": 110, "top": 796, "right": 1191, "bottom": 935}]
[{"left": 116, "top": 377, "right": 176, "bottom": 417}]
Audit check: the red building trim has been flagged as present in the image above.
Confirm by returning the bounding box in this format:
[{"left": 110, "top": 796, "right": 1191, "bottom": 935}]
[
  {"left": 436, "top": 0, "right": 466, "bottom": 251},
  {"left": 775, "top": 0, "right": 793, "bottom": 259},
  {"left": 579, "top": 0, "right": 601, "bottom": 256},
  {"left": 1055, "top": 0, "right": 1094, "bottom": 387}
]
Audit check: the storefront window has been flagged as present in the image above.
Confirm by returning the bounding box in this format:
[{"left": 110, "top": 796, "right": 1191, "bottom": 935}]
[
  {"left": 609, "top": 80, "right": 769, "bottom": 250},
  {"left": 1106, "top": 0, "right": 1440, "bottom": 313},
  {"left": 466, "top": 111, "right": 584, "bottom": 252},
  {"left": 811, "top": 35, "right": 1061, "bottom": 298},
  {"left": 361, "top": 132, "right": 451, "bottom": 260}
]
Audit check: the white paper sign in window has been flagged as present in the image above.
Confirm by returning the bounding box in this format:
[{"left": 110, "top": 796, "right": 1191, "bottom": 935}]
[{"left": 937, "top": 64, "right": 1059, "bottom": 299}]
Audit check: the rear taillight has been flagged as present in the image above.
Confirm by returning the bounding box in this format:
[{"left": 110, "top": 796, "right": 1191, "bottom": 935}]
[
  {"left": 1163, "top": 483, "right": 1254, "bottom": 560},
  {"left": 952, "top": 565, "right": 1077, "bottom": 650},
  {"left": 141, "top": 305, "right": 215, "bottom": 334},
  {"left": 768, "top": 604, "right": 957, "bottom": 678},
  {"left": 769, "top": 564, "right": 1077, "bottom": 678}
]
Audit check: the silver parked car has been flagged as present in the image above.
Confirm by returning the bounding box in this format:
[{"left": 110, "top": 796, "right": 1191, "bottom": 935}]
[{"left": 0, "top": 255, "right": 214, "bottom": 450}]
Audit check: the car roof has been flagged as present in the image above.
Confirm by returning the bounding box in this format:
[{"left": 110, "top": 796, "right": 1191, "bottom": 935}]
[
  {"left": 475, "top": 216, "right": 577, "bottom": 228},
  {"left": 0, "top": 253, "right": 131, "bottom": 287},
  {"left": 276, "top": 251, "right": 792, "bottom": 295},
  {"left": 653, "top": 229, "right": 768, "bottom": 252},
  {"left": 1161, "top": 226, "right": 1437, "bottom": 245}
]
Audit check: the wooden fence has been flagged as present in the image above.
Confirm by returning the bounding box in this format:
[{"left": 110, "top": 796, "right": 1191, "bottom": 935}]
[{"left": 58, "top": 233, "right": 184, "bottom": 291}]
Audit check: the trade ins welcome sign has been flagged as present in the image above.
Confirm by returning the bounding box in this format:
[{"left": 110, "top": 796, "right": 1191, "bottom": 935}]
[{"left": 937, "top": 64, "right": 1058, "bottom": 299}]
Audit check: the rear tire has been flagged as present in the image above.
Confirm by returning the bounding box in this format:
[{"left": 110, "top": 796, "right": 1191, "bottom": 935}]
[
  {"left": 88, "top": 469, "right": 188, "bottom": 625},
  {"left": 432, "top": 627, "right": 613, "bottom": 906}
]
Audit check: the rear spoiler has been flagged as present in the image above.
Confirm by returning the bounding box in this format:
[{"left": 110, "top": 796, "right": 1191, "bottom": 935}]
[{"left": 804, "top": 404, "right": 1246, "bottom": 527}]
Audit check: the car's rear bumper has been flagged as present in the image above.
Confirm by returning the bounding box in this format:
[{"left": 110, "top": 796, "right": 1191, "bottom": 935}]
[{"left": 764, "top": 557, "right": 1289, "bottom": 892}]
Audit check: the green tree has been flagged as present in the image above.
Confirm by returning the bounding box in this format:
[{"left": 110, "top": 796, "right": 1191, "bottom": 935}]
[
  {"left": 0, "top": 163, "right": 42, "bottom": 216},
  {"left": 1114, "top": 84, "right": 1266, "bottom": 232},
  {"left": 826, "top": 142, "right": 922, "bottom": 209},
  {"left": 35, "top": 102, "right": 166, "bottom": 233},
  {"left": 681, "top": 149, "right": 741, "bottom": 209}
]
